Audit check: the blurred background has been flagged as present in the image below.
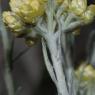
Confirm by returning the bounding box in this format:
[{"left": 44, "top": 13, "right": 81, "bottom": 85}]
[{"left": 0, "top": 0, "right": 95, "bottom": 95}]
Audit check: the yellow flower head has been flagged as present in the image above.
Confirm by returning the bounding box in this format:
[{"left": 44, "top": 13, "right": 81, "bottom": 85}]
[
  {"left": 69, "top": 0, "right": 87, "bottom": 16},
  {"left": 68, "top": 0, "right": 95, "bottom": 24},
  {"left": 82, "top": 5, "right": 95, "bottom": 23},
  {"left": 76, "top": 64, "right": 95, "bottom": 81},
  {"left": 10, "top": 0, "right": 45, "bottom": 23},
  {"left": 2, "top": 11, "right": 25, "bottom": 36}
]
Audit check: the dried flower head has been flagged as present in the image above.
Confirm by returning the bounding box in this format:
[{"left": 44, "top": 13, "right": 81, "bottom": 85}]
[
  {"left": 69, "top": 0, "right": 87, "bottom": 16},
  {"left": 69, "top": 0, "right": 95, "bottom": 24},
  {"left": 2, "top": 11, "right": 25, "bottom": 36},
  {"left": 10, "top": 0, "right": 45, "bottom": 23},
  {"left": 82, "top": 5, "right": 95, "bottom": 23}
]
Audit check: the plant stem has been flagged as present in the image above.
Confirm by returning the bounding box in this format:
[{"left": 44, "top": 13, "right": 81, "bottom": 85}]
[
  {"left": 45, "top": 33, "right": 69, "bottom": 95},
  {"left": 61, "top": 33, "right": 76, "bottom": 95},
  {"left": 0, "top": 7, "right": 15, "bottom": 95}
]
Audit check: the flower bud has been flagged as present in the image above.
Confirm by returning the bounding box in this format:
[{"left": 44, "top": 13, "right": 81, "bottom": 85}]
[
  {"left": 2, "top": 11, "right": 25, "bottom": 36},
  {"left": 69, "top": 0, "right": 87, "bottom": 16},
  {"left": 10, "top": 0, "right": 45, "bottom": 23},
  {"left": 25, "top": 37, "right": 39, "bottom": 47},
  {"left": 82, "top": 5, "right": 95, "bottom": 23},
  {"left": 72, "top": 28, "right": 80, "bottom": 36}
]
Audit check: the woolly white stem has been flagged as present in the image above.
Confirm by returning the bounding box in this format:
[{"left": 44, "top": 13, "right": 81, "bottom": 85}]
[
  {"left": 42, "top": 39, "right": 57, "bottom": 85},
  {"left": 45, "top": 33, "right": 69, "bottom": 95}
]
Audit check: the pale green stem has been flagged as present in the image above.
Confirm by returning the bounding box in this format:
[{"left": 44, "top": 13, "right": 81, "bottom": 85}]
[{"left": 0, "top": 7, "right": 15, "bottom": 95}]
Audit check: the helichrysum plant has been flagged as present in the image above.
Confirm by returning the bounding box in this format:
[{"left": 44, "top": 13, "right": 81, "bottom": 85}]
[{"left": 1, "top": 0, "right": 95, "bottom": 95}]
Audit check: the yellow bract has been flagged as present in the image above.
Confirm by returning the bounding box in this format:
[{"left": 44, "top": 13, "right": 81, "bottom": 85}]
[
  {"left": 2, "top": 11, "right": 25, "bottom": 35},
  {"left": 10, "top": 0, "right": 45, "bottom": 23}
]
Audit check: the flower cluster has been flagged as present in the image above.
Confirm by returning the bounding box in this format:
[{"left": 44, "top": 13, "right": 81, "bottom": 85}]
[
  {"left": 2, "top": 0, "right": 46, "bottom": 46},
  {"left": 2, "top": 0, "right": 95, "bottom": 46},
  {"left": 9, "top": 0, "right": 45, "bottom": 24},
  {"left": 64, "top": 0, "right": 95, "bottom": 23},
  {"left": 2, "top": 0, "right": 65, "bottom": 46}
]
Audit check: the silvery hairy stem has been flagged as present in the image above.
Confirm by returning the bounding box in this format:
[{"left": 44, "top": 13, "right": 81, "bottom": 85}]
[
  {"left": 30, "top": 0, "right": 82, "bottom": 95},
  {"left": 42, "top": 32, "right": 69, "bottom": 95}
]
